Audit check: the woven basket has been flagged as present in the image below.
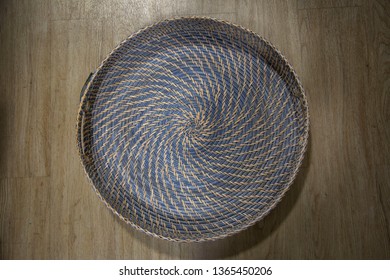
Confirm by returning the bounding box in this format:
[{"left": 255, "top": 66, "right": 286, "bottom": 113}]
[{"left": 77, "top": 17, "right": 309, "bottom": 242}]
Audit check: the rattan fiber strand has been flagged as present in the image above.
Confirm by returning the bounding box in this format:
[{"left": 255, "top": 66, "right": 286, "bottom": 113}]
[{"left": 77, "top": 17, "right": 309, "bottom": 242}]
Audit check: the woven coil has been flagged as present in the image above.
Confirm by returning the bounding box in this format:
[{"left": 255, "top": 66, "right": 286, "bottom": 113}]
[{"left": 77, "top": 17, "right": 309, "bottom": 242}]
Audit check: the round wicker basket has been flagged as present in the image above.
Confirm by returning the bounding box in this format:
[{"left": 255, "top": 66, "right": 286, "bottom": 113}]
[{"left": 77, "top": 17, "right": 309, "bottom": 242}]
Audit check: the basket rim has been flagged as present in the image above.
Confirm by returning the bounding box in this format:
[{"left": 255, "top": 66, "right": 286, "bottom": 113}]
[{"left": 76, "top": 16, "right": 310, "bottom": 242}]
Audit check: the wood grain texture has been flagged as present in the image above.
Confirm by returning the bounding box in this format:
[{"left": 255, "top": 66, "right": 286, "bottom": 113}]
[
  {"left": 0, "top": 0, "right": 50, "bottom": 178},
  {"left": 0, "top": 0, "right": 389, "bottom": 259},
  {"left": 297, "top": 0, "right": 363, "bottom": 9}
]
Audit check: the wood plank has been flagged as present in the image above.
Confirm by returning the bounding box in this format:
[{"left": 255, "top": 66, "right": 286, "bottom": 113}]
[
  {"left": 0, "top": 0, "right": 50, "bottom": 178},
  {"left": 50, "top": 0, "right": 112, "bottom": 20},
  {"left": 0, "top": 177, "right": 50, "bottom": 259},
  {"left": 364, "top": 0, "right": 390, "bottom": 167},
  {"left": 364, "top": 0, "right": 390, "bottom": 249},
  {"left": 49, "top": 18, "right": 118, "bottom": 259},
  {"left": 298, "top": 5, "right": 389, "bottom": 258},
  {"left": 236, "top": 0, "right": 303, "bottom": 73},
  {"left": 298, "top": 0, "right": 362, "bottom": 9},
  {"left": 50, "top": 0, "right": 83, "bottom": 20}
]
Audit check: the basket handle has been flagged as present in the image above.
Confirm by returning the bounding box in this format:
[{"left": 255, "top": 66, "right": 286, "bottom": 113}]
[
  {"left": 80, "top": 72, "right": 94, "bottom": 101},
  {"left": 80, "top": 72, "right": 94, "bottom": 155}
]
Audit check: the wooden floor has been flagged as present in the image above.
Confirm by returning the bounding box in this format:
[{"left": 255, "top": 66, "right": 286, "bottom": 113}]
[{"left": 0, "top": 0, "right": 389, "bottom": 259}]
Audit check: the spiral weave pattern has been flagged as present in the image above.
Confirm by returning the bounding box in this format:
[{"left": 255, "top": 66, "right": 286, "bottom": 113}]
[{"left": 77, "top": 18, "right": 309, "bottom": 242}]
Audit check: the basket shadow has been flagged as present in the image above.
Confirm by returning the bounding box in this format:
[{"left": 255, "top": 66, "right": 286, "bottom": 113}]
[{"left": 116, "top": 134, "right": 311, "bottom": 259}]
